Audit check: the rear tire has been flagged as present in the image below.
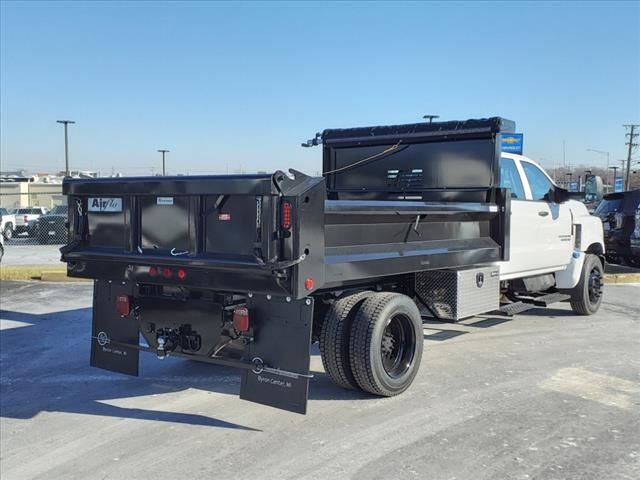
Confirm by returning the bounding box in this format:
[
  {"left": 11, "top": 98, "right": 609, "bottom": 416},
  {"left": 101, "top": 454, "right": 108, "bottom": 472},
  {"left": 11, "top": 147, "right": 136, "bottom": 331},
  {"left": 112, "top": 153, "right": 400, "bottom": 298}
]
[
  {"left": 349, "top": 292, "right": 423, "bottom": 396},
  {"left": 319, "top": 291, "right": 374, "bottom": 390},
  {"left": 570, "top": 254, "right": 604, "bottom": 315}
]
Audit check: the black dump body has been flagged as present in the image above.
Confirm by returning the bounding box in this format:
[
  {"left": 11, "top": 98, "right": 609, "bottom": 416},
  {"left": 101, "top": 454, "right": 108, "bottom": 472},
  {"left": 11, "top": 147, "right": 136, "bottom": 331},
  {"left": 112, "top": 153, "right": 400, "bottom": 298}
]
[{"left": 61, "top": 117, "right": 513, "bottom": 414}]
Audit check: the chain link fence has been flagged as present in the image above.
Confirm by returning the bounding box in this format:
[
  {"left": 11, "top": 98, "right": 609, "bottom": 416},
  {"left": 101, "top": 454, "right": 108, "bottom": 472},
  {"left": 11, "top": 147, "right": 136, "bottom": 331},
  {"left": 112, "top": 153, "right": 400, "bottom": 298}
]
[{"left": 1, "top": 188, "right": 68, "bottom": 259}]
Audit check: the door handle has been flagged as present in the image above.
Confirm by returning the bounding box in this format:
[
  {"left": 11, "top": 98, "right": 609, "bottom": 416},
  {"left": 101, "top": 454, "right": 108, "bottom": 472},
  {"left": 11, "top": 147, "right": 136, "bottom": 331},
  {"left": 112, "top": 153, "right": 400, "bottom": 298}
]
[{"left": 538, "top": 211, "right": 549, "bottom": 217}]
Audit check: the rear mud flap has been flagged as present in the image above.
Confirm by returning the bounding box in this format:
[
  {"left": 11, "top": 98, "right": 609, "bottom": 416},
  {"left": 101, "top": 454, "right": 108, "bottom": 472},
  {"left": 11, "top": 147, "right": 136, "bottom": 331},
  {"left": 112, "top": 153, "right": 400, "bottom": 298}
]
[
  {"left": 240, "top": 296, "right": 314, "bottom": 414},
  {"left": 90, "top": 280, "right": 139, "bottom": 376}
]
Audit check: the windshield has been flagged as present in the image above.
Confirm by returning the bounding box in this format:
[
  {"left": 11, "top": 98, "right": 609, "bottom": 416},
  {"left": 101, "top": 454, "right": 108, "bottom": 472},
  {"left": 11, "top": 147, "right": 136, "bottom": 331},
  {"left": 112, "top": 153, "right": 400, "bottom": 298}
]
[
  {"left": 50, "top": 205, "right": 68, "bottom": 215},
  {"left": 595, "top": 198, "right": 622, "bottom": 215}
]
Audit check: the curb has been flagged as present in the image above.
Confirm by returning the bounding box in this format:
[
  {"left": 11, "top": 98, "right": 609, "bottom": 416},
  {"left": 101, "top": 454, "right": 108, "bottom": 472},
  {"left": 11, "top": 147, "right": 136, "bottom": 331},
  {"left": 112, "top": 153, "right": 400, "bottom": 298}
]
[
  {"left": 0, "top": 266, "right": 90, "bottom": 282},
  {"left": 603, "top": 273, "right": 640, "bottom": 284}
]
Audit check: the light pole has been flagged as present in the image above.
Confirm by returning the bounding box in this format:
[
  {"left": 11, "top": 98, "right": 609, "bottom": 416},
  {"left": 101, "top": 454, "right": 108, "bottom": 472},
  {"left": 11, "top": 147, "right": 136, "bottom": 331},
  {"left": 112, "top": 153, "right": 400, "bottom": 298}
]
[
  {"left": 56, "top": 120, "right": 75, "bottom": 177},
  {"left": 586, "top": 148, "right": 610, "bottom": 185},
  {"left": 423, "top": 114, "right": 440, "bottom": 124},
  {"left": 157, "top": 149, "right": 169, "bottom": 176}
]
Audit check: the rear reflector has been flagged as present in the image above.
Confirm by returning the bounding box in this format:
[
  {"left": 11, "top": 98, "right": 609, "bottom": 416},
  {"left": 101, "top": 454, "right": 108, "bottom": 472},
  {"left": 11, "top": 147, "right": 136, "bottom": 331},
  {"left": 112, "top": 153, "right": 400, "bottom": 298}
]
[
  {"left": 281, "top": 200, "right": 292, "bottom": 230},
  {"left": 116, "top": 295, "right": 131, "bottom": 317},
  {"left": 304, "top": 277, "right": 314, "bottom": 290},
  {"left": 233, "top": 306, "right": 250, "bottom": 332}
]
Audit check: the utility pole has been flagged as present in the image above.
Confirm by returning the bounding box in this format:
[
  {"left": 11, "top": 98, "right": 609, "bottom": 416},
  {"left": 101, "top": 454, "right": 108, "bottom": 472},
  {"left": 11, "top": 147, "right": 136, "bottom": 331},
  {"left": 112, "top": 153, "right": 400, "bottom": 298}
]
[
  {"left": 423, "top": 114, "right": 440, "bottom": 123},
  {"left": 157, "top": 149, "right": 169, "bottom": 176},
  {"left": 56, "top": 120, "right": 76, "bottom": 177},
  {"left": 623, "top": 124, "right": 639, "bottom": 190}
]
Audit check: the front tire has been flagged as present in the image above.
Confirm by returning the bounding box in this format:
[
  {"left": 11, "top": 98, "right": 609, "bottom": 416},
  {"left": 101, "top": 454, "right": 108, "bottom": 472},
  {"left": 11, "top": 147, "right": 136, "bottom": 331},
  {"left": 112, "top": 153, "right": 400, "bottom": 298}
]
[
  {"left": 349, "top": 293, "right": 423, "bottom": 396},
  {"left": 570, "top": 254, "right": 604, "bottom": 315}
]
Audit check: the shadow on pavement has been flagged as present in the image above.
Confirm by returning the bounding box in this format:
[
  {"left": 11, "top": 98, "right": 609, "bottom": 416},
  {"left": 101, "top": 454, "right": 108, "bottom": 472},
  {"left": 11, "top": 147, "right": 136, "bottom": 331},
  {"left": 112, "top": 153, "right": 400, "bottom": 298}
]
[
  {"left": 0, "top": 307, "right": 260, "bottom": 431},
  {"left": 0, "top": 304, "right": 380, "bottom": 427},
  {"left": 421, "top": 315, "right": 514, "bottom": 341}
]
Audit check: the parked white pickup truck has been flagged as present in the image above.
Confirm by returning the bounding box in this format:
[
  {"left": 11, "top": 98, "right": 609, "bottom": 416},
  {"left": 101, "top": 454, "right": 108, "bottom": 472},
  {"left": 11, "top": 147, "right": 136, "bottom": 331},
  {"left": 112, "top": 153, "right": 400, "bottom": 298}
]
[
  {"left": 498, "top": 153, "right": 605, "bottom": 315},
  {"left": 13, "top": 207, "right": 48, "bottom": 236},
  {"left": 0, "top": 207, "right": 16, "bottom": 240}
]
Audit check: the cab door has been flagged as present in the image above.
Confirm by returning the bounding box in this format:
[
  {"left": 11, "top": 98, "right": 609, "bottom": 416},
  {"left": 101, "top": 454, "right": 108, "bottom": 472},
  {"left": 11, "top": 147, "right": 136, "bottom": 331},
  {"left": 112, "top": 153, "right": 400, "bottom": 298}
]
[{"left": 499, "top": 157, "right": 573, "bottom": 279}]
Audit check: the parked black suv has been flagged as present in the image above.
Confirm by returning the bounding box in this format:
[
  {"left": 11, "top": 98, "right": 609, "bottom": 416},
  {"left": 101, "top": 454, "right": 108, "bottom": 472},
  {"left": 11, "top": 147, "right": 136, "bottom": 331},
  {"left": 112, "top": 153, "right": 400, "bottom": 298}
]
[
  {"left": 35, "top": 205, "right": 69, "bottom": 244},
  {"left": 595, "top": 189, "right": 640, "bottom": 267}
]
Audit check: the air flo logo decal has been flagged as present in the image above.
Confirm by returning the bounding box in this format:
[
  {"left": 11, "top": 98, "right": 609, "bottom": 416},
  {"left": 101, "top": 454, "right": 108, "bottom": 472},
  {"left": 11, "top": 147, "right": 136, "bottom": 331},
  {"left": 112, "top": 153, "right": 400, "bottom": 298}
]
[{"left": 88, "top": 197, "right": 123, "bottom": 212}]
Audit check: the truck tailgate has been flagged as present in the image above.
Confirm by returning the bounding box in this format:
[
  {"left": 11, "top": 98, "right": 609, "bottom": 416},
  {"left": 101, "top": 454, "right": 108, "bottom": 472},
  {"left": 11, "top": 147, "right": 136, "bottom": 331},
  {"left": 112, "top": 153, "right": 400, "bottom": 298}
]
[{"left": 62, "top": 172, "right": 326, "bottom": 299}]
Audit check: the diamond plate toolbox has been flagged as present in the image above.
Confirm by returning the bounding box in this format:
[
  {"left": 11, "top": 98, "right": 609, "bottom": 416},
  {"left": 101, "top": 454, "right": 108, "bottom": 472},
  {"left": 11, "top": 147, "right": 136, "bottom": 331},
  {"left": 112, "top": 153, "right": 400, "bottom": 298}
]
[{"left": 416, "top": 266, "right": 500, "bottom": 321}]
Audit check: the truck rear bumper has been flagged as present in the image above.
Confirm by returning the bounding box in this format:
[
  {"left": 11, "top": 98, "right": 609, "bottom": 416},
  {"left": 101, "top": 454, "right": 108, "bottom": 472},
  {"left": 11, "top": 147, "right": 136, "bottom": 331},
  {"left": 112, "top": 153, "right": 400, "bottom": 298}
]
[{"left": 90, "top": 280, "right": 314, "bottom": 414}]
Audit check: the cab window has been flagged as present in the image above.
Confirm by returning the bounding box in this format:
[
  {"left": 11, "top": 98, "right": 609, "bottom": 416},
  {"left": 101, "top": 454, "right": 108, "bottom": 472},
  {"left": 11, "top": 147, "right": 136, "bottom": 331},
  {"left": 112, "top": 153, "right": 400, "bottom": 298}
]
[
  {"left": 521, "top": 161, "right": 554, "bottom": 201},
  {"left": 499, "top": 157, "right": 525, "bottom": 199}
]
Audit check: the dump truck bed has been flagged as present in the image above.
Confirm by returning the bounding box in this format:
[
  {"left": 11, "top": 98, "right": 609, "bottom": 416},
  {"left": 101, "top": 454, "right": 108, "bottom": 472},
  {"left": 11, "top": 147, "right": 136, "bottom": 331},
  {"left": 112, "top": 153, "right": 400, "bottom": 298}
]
[{"left": 62, "top": 118, "right": 511, "bottom": 298}]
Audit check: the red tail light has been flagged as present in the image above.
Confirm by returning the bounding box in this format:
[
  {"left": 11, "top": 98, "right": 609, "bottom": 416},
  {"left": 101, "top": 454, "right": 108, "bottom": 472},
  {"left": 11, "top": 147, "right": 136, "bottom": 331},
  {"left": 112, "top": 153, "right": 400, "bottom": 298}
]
[
  {"left": 233, "top": 306, "right": 250, "bottom": 332},
  {"left": 116, "top": 295, "right": 131, "bottom": 317},
  {"left": 177, "top": 268, "right": 187, "bottom": 280},
  {"left": 281, "top": 201, "right": 292, "bottom": 230},
  {"left": 149, "top": 266, "right": 158, "bottom": 277},
  {"left": 163, "top": 267, "right": 173, "bottom": 278},
  {"left": 305, "top": 277, "right": 315, "bottom": 290}
]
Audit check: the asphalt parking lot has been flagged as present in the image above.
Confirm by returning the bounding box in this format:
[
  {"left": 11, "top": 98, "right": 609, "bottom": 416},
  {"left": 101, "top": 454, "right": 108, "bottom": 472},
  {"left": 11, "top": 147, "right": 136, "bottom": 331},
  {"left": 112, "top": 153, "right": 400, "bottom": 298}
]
[
  {"left": 1, "top": 281, "right": 639, "bottom": 480},
  {"left": 1, "top": 242, "right": 62, "bottom": 266}
]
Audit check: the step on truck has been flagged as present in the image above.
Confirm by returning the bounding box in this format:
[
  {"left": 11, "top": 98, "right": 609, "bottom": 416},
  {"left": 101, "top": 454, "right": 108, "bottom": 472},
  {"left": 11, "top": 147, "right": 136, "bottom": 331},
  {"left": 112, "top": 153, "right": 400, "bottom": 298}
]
[{"left": 61, "top": 118, "right": 605, "bottom": 414}]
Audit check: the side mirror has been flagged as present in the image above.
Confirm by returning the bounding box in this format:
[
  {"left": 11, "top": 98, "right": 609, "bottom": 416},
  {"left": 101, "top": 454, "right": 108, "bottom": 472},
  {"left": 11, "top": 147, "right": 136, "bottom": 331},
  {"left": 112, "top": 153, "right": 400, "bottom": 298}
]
[{"left": 545, "top": 187, "right": 571, "bottom": 204}]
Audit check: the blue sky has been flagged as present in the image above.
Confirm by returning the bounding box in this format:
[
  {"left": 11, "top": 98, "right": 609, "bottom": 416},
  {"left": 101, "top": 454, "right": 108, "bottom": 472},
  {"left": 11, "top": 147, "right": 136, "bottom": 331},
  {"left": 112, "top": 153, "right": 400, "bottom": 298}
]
[{"left": 1, "top": 1, "right": 639, "bottom": 176}]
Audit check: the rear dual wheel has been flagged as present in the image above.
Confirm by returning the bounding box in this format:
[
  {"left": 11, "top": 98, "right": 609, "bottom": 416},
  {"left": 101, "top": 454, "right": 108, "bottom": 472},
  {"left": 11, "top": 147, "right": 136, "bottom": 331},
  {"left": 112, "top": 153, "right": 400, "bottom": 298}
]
[
  {"left": 320, "top": 291, "right": 423, "bottom": 396},
  {"left": 319, "top": 291, "right": 374, "bottom": 390}
]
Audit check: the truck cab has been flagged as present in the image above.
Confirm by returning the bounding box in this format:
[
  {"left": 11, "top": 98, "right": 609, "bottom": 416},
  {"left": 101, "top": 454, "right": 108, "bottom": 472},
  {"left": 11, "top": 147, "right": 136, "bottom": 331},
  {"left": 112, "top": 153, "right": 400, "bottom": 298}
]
[{"left": 498, "top": 153, "right": 604, "bottom": 291}]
